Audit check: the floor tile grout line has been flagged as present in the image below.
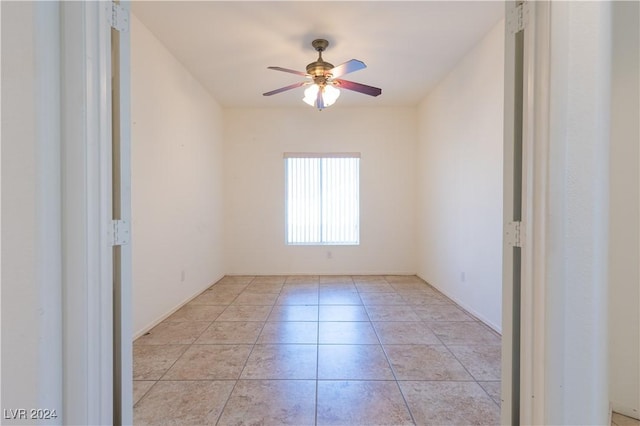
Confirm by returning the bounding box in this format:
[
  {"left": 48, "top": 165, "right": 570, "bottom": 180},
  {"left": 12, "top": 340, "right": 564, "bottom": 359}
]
[
  {"left": 375, "top": 276, "right": 419, "bottom": 426},
  {"left": 152, "top": 344, "right": 192, "bottom": 383},
  {"left": 440, "top": 340, "right": 493, "bottom": 391},
  {"left": 215, "top": 275, "right": 279, "bottom": 426},
  {"left": 132, "top": 380, "right": 158, "bottom": 408},
  {"left": 213, "top": 378, "right": 239, "bottom": 425}
]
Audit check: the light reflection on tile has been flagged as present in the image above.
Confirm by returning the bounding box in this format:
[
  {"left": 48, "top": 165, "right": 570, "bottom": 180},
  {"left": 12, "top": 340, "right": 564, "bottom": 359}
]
[
  {"left": 319, "top": 305, "right": 369, "bottom": 321},
  {"left": 318, "top": 344, "right": 394, "bottom": 380},
  {"left": 268, "top": 305, "right": 318, "bottom": 322},
  {"left": 319, "top": 322, "right": 379, "bottom": 344},
  {"left": 276, "top": 290, "right": 319, "bottom": 305},
  {"left": 257, "top": 321, "right": 318, "bottom": 344},
  {"left": 318, "top": 290, "right": 362, "bottom": 305}
]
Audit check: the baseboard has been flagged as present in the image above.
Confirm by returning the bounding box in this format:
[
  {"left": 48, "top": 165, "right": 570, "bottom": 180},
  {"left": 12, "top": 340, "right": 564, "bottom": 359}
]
[
  {"left": 610, "top": 403, "right": 614, "bottom": 426},
  {"left": 132, "top": 273, "right": 226, "bottom": 340},
  {"left": 416, "top": 273, "right": 502, "bottom": 335}
]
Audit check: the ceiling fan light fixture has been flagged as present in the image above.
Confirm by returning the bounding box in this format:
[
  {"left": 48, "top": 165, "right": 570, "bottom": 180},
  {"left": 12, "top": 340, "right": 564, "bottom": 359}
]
[
  {"left": 302, "top": 84, "right": 340, "bottom": 109},
  {"left": 265, "top": 38, "right": 380, "bottom": 110}
]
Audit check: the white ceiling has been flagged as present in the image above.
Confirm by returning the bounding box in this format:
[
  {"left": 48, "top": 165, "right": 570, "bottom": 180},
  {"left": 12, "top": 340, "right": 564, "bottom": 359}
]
[{"left": 131, "top": 1, "right": 504, "bottom": 109}]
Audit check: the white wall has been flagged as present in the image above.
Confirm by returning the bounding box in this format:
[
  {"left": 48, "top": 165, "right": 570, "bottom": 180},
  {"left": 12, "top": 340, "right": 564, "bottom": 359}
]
[
  {"left": 131, "top": 15, "right": 226, "bottom": 336},
  {"left": 223, "top": 107, "right": 417, "bottom": 275},
  {"left": 544, "top": 2, "right": 611, "bottom": 424},
  {"left": 609, "top": 1, "right": 639, "bottom": 419},
  {"left": 1, "top": 2, "right": 63, "bottom": 420},
  {"left": 415, "top": 20, "right": 504, "bottom": 331},
  {"left": 2, "top": 1, "right": 44, "bottom": 415}
]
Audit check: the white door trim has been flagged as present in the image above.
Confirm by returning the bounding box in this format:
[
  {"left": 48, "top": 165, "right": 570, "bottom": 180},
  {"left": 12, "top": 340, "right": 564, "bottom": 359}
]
[
  {"left": 60, "top": 2, "right": 114, "bottom": 424},
  {"left": 519, "top": 2, "right": 551, "bottom": 424},
  {"left": 111, "top": 1, "right": 134, "bottom": 423}
]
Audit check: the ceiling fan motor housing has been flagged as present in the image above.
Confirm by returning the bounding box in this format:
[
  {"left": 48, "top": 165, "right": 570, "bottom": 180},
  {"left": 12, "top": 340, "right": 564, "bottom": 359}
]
[
  {"left": 306, "top": 61, "right": 334, "bottom": 78},
  {"left": 306, "top": 39, "right": 334, "bottom": 80}
]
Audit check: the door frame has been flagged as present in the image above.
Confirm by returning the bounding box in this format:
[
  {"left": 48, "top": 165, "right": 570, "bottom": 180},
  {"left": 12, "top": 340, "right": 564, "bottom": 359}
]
[
  {"left": 502, "top": 1, "right": 551, "bottom": 424},
  {"left": 60, "top": 1, "right": 132, "bottom": 424}
]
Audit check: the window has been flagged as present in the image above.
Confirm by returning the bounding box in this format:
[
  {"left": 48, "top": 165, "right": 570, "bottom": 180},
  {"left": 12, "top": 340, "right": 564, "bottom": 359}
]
[{"left": 285, "top": 153, "right": 360, "bottom": 245}]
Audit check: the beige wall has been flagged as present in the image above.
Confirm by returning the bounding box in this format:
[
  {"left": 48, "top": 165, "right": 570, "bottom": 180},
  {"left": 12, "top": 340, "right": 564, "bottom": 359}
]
[
  {"left": 131, "top": 16, "right": 226, "bottom": 336},
  {"left": 223, "top": 107, "right": 418, "bottom": 275},
  {"left": 416, "top": 20, "right": 504, "bottom": 331},
  {"left": 609, "top": 1, "right": 640, "bottom": 419}
]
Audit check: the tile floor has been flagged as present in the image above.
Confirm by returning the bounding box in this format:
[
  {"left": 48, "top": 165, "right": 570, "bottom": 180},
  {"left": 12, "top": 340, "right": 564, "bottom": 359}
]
[
  {"left": 612, "top": 412, "right": 640, "bottom": 426},
  {"left": 133, "top": 275, "right": 502, "bottom": 425}
]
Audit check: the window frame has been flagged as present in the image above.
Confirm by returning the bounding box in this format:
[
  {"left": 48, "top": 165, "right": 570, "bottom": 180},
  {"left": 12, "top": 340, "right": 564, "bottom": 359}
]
[{"left": 284, "top": 152, "right": 361, "bottom": 246}]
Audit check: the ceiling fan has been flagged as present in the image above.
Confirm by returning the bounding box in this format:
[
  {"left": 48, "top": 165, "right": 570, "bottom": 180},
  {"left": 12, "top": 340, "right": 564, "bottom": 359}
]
[{"left": 263, "top": 39, "right": 382, "bottom": 110}]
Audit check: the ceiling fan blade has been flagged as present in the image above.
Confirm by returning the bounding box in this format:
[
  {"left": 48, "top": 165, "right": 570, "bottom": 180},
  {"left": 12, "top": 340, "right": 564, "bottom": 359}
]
[
  {"left": 329, "top": 59, "right": 366, "bottom": 77},
  {"left": 334, "top": 79, "right": 382, "bottom": 97},
  {"left": 263, "top": 81, "right": 306, "bottom": 96},
  {"left": 267, "top": 66, "right": 308, "bottom": 76}
]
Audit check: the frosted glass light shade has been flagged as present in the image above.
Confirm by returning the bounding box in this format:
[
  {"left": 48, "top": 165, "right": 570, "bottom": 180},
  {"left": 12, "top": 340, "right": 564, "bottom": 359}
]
[
  {"left": 323, "top": 84, "right": 340, "bottom": 106},
  {"left": 302, "top": 84, "right": 341, "bottom": 108},
  {"left": 303, "top": 84, "right": 319, "bottom": 106}
]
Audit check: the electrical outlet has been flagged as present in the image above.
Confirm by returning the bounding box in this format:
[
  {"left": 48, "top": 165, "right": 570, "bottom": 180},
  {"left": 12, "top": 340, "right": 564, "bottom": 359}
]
[
  {"left": 327, "top": 251, "right": 332, "bottom": 259},
  {"left": 181, "top": 269, "right": 186, "bottom": 282},
  {"left": 461, "top": 272, "right": 466, "bottom": 282}
]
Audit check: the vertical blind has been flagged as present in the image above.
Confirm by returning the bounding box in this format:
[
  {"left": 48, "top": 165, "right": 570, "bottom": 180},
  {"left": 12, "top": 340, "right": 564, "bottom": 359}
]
[{"left": 285, "top": 153, "right": 360, "bottom": 245}]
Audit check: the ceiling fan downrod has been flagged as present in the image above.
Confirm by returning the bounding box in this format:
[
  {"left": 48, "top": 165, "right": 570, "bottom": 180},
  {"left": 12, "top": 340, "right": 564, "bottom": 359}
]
[{"left": 306, "top": 39, "right": 334, "bottom": 77}]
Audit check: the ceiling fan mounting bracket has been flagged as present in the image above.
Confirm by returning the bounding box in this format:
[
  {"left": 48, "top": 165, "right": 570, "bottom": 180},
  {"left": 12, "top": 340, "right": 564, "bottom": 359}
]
[{"left": 311, "top": 39, "right": 329, "bottom": 52}]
